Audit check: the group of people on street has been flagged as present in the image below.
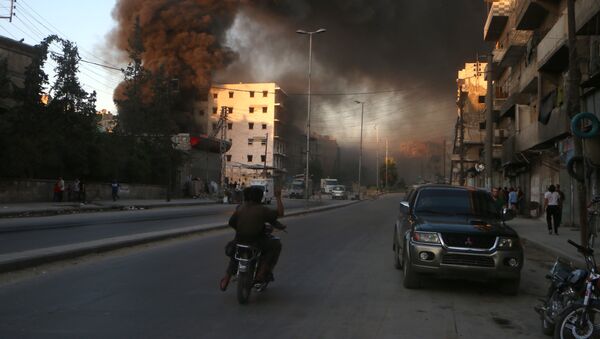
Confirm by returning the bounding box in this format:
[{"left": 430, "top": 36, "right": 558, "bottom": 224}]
[
  {"left": 544, "top": 184, "right": 565, "bottom": 235},
  {"left": 53, "top": 177, "right": 86, "bottom": 203},
  {"left": 491, "top": 186, "right": 524, "bottom": 213}
]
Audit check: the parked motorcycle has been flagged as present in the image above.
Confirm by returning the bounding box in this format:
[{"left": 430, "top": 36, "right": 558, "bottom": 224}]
[
  {"left": 535, "top": 257, "right": 588, "bottom": 335},
  {"left": 552, "top": 240, "right": 600, "bottom": 339}
]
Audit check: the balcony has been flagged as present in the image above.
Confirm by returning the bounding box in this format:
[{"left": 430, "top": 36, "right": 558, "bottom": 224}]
[
  {"left": 537, "top": 12, "right": 569, "bottom": 72},
  {"left": 576, "top": 0, "right": 600, "bottom": 35},
  {"left": 519, "top": 57, "right": 538, "bottom": 93},
  {"left": 502, "top": 135, "right": 516, "bottom": 165},
  {"left": 500, "top": 93, "right": 529, "bottom": 119},
  {"left": 484, "top": 0, "right": 511, "bottom": 42},
  {"left": 499, "top": 30, "right": 533, "bottom": 68},
  {"left": 515, "top": 0, "right": 556, "bottom": 30},
  {"left": 487, "top": 48, "right": 507, "bottom": 80},
  {"left": 512, "top": 106, "right": 569, "bottom": 152}
]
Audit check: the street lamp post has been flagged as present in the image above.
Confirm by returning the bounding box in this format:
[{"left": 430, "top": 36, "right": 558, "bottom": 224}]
[
  {"left": 355, "top": 100, "right": 364, "bottom": 200},
  {"left": 297, "top": 28, "right": 326, "bottom": 201}
]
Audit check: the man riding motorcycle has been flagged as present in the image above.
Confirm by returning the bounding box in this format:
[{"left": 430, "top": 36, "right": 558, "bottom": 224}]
[{"left": 220, "top": 185, "right": 285, "bottom": 291}]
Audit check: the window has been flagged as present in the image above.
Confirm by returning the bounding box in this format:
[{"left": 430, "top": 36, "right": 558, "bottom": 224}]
[
  {"left": 262, "top": 123, "right": 267, "bottom": 130},
  {"left": 228, "top": 107, "right": 233, "bottom": 114},
  {"left": 261, "top": 139, "right": 267, "bottom": 146},
  {"left": 250, "top": 91, "right": 255, "bottom": 98},
  {"left": 248, "top": 138, "right": 254, "bottom": 145},
  {"left": 212, "top": 107, "right": 218, "bottom": 114},
  {"left": 261, "top": 155, "right": 266, "bottom": 162},
  {"left": 213, "top": 93, "right": 218, "bottom": 99},
  {"left": 228, "top": 123, "right": 232, "bottom": 130},
  {"left": 249, "top": 122, "right": 254, "bottom": 130},
  {"left": 226, "top": 155, "right": 232, "bottom": 162},
  {"left": 249, "top": 107, "right": 255, "bottom": 114},
  {"left": 478, "top": 95, "right": 485, "bottom": 104},
  {"left": 263, "top": 90, "right": 268, "bottom": 97},
  {"left": 229, "top": 91, "right": 234, "bottom": 98},
  {"left": 247, "top": 155, "right": 253, "bottom": 162},
  {"left": 262, "top": 107, "right": 268, "bottom": 113}
]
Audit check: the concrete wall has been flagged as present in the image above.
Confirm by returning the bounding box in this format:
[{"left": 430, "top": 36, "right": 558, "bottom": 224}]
[{"left": 0, "top": 179, "right": 166, "bottom": 203}]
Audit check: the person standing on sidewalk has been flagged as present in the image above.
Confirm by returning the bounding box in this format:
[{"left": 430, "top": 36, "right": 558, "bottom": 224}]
[
  {"left": 508, "top": 187, "right": 518, "bottom": 212},
  {"left": 111, "top": 180, "right": 120, "bottom": 201},
  {"left": 72, "top": 178, "right": 81, "bottom": 202},
  {"left": 544, "top": 185, "right": 561, "bottom": 235},
  {"left": 556, "top": 184, "right": 566, "bottom": 228},
  {"left": 58, "top": 177, "right": 65, "bottom": 202}
]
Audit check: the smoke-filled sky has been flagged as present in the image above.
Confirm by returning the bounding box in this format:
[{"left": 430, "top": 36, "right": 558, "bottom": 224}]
[{"left": 110, "top": 0, "right": 489, "bottom": 152}]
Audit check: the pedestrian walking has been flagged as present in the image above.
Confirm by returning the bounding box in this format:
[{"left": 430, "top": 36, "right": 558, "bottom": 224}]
[
  {"left": 492, "top": 187, "right": 504, "bottom": 212},
  {"left": 53, "top": 178, "right": 61, "bottom": 202},
  {"left": 556, "top": 184, "right": 566, "bottom": 228},
  {"left": 517, "top": 186, "right": 524, "bottom": 214},
  {"left": 544, "top": 184, "right": 561, "bottom": 235},
  {"left": 57, "top": 177, "right": 65, "bottom": 202},
  {"left": 111, "top": 179, "right": 120, "bottom": 201},
  {"left": 72, "top": 178, "right": 81, "bottom": 202},
  {"left": 508, "top": 187, "right": 518, "bottom": 212},
  {"left": 79, "top": 179, "right": 86, "bottom": 204}
]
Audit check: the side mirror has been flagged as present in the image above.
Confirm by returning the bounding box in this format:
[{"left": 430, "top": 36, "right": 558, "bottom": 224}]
[
  {"left": 502, "top": 208, "right": 515, "bottom": 221},
  {"left": 400, "top": 201, "right": 410, "bottom": 214}
]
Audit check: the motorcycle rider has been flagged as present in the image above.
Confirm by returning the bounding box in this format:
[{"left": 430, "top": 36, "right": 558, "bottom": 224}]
[{"left": 219, "top": 185, "right": 285, "bottom": 291}]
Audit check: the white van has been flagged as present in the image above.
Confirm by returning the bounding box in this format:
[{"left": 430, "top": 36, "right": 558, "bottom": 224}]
[{"left": 249, "top": 178, "right": 275, "bottom": 204}]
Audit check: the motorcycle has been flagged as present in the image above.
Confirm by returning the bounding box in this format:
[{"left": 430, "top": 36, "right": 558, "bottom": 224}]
[
  {"left": 535, "top": 257, "right": 588, "bottom": 335},
  {"left": 553, "top": 240, "right": 600, "bottom": 339},
  {"left": 233, "top": 225, "right": 285, "bottom": 305}
]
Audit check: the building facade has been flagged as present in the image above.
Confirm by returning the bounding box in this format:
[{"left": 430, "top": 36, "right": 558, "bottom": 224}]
[
  {"left": 207, "top": 83, "right": 288, "bottom": 185},
  {"left": 452, "top": 62, "right": 489, "bottom": 187},
  {"left": 0, "top": 35, "right": 37, "bottom": 109},
  {"left": 480, "top": 0, "right": 600, "bottom": 224}
]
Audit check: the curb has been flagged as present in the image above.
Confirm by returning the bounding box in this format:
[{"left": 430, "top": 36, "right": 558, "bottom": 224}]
[
  {"left": 0, "top": 200, "right": 219, "bottom": 219},
  {"left": 0, "top": 200, "right": 360, "bottom": 273}
]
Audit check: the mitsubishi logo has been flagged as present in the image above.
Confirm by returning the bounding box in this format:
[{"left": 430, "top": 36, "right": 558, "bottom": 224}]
[{"left": 465, "top": 237, "right": 474, "bottom": 246}]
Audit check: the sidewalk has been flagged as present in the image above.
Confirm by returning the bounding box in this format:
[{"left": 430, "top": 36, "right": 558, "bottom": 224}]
[
  {"left": 509, "top": 217, "right": 592, "bottom": 267},
  {"left": 0, "top": 198, "right": 218, "bottom": 218}
]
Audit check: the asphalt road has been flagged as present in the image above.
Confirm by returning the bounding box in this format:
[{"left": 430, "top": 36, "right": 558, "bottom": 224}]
[
  {"left": 0, "top": 199, "right": 332, "bottom": 255},
  {"left": 0, "top": 194, "right": 552, "bottom": 338}
]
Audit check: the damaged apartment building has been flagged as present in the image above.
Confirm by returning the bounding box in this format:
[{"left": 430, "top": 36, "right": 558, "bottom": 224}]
[{"left": 480, "top": 0, "right": 600, "bottom": 225}]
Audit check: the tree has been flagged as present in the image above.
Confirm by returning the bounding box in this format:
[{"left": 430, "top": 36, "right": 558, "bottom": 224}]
[
  {"left": 115, "top": 16, "right": 149, "bottom": 135},
  {"left": 379, "top": 158, "right": 398, "bottom": 188}
]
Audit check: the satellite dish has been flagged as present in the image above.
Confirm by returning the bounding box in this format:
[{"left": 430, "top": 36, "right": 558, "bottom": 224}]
[{"left": 475, "top": 163, "right": 486, "bottom": 172}]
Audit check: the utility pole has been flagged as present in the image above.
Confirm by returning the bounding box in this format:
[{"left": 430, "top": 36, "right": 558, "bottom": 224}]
[
  {"left": 263, "top": 133, "right": 269, "bottom": 178},
  {"left": 566, "top": 0, "right": 589, "bottom": 245},
  {"left": 219, "top": 106, "right": 230, "bottom": 194},
  {"left": 457, "top": 88, "right": 467, "bottom": 186},
  {"left": 385, "top": 138, "right": 389, "bottom": 190},
  {"left": 442, "top": 138, "right": 446, "bottom": 182},
  {"left": 297, "top": 28, "right": 326, "bottom": 202},
  {"left": 355, "top": 100, "right": 365, "bottom": 199},
  {"left": 376, "top": 126, "right": 380, "bottom": 192},
  {"left": 0, "top": 0, "right": 14, "bottom": 22},
  {"left": 485, "top": 54, "right": 494, "bottom": 190}
]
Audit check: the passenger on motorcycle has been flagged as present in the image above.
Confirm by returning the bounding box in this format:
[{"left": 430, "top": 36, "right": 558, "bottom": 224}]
[{"left": 219, "top": 185, "right": 285, "bottom": 291}]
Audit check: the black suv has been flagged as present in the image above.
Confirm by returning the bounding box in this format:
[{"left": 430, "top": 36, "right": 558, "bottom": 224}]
[{"left": 393, "top": 185, "right": 523, "bottom": 295}]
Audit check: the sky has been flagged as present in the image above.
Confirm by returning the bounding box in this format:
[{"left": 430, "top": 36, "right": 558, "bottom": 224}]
[
  {"left": 0, "top": 0, "right": 490, "bottom": 154},
  {"left": 0, "top": 0, "right": 120, "bottom": 113}
]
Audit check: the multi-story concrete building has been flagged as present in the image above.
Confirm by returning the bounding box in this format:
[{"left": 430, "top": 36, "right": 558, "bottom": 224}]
[
  {"left": 452, "top": 62, "right": 489, "bottom": 186},
  {"left": 97, "top": 109, "right": 117, "bottom": 133},
  {"left": 482, "top": 0, "right": 600, "bottom": 224},
  {"left": 0, "top": 35, "right": 37, "bottom": 109},
  {"left": 207, "top": 83, "right": 288, "bottom": 185}
]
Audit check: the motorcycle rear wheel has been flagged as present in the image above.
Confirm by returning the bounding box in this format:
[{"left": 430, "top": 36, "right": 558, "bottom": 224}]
[
  {"left": 237, "top": 271, "right": 252, "bottom": 305},
  {"left": 554, "top": 304, "right": 600, "bottom": 339}
]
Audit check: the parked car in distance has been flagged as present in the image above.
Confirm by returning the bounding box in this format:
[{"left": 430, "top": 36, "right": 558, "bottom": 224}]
[
  {"left": 330, "top": 185, "right": 348, "bottom": 200},
  {"left": 393, "top": 184, "right": 522, "bottom": 295}
]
